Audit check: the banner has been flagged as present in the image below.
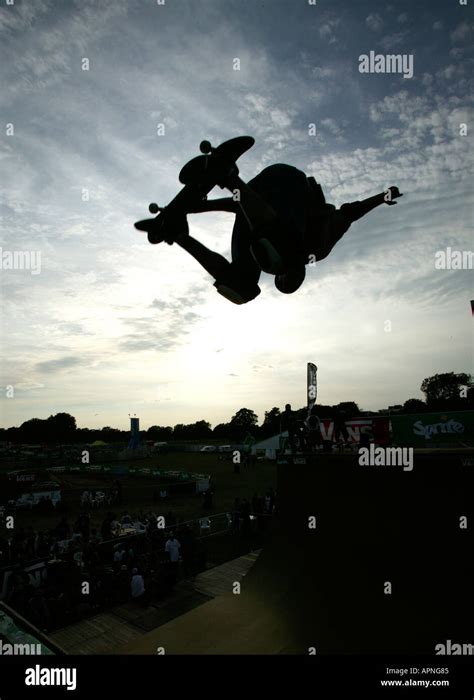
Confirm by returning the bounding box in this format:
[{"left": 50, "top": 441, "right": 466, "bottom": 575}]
[
  {"left": 307, "top": 363, "right": 318, "bottom": 413},
  {"left": 391, "top": 411, "right": 474, "bottom": 447},
  {"left": 46, "top": 464, "right": 210, "bottom": 483},
  {"left": 0, "top": 607, "right": 54, "bottom": 654},
  {"left": 320, "top": 417, "right": 390, "bottom": 446}
]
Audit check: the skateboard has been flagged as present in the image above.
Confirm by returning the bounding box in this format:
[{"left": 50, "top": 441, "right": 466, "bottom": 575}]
[{"left": 134, "top": 136, "right": 255, "bottom": 244}]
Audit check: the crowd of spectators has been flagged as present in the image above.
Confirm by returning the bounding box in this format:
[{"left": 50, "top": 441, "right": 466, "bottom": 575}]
[
  {"left": 0, "top": 509, "right": 205, "bottom": 632},
  {"left": 232, "top": 489, "right": 276, "bottom": 535},
  {"left": 0, "top": 490, "right": 275, "bottom": 633},
  {"left": 0, "top": 465, "right": 277, "bottom": 633}
]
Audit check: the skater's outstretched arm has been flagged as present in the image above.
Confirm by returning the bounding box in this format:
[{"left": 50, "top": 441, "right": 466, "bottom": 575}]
[
  {"left": 340, "top": 186, "right": 403, "bottom": 223},
  {"left": 305, "top": 186, "right": 403, "bottom": 262},
  {"left": 188, "top": 198, "right": 238, "bottom": 214}
]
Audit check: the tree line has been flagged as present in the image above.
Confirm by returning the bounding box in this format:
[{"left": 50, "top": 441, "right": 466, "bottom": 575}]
[{"left": 0, "top": 372, "right": 471, "bottom": 445}]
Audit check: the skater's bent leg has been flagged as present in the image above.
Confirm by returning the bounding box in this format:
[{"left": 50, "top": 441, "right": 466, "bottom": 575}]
[
  {"left": 225, "top": 173, "right": 279, "bottom": 234},
  {"left": 176, "top": 234, "right": 231, "bottom": 280},
  {"left": 231, "top": 214, "right": 262, "bottom": 281},
  {"left": 176, "top": 234, "right": 260, "bottom": 304}
]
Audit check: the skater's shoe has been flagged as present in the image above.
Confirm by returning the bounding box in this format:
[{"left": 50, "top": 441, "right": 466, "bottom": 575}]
[
  {"left": 274, "top": 262, "right": 306, "bottom": 294},
  {"left": 213, "top": 267, "right": 261, "bottom": 305}
]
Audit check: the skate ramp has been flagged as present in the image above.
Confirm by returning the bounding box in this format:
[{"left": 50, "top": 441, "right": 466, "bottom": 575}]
[{"left": 121, "top": 450, "right": 474, "bottom": 654}]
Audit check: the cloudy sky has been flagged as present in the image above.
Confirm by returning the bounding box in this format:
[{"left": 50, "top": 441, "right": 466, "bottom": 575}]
[{"left": 1, "top": 0, "right": 473, "bottom": 431}]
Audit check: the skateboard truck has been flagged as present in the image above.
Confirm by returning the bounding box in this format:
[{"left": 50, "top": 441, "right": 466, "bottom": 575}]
[{"left": 195, "top": 139, "right": 240, "bottom": 188}]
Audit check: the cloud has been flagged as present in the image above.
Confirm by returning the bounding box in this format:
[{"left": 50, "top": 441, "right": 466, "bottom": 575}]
[
  {"left": 378, "top": 31, "right": 410, "bottom": 51},
  {"left": 35, "top": 356, "right": 85, "bottom": 373},
  {"left": 118, "top": 337, "right": 177, "bottom": 352},
  {"left": 318, "top": 18, "right": 340, "bottom": 43},
  {"left": 118, "top": 287, "right": 206, "bottom": 353},
  {"left": 320, "top": 118, "right": 344, "bottom": 140},
  {"left": 450, "top": 22, "right": 472, "bottom": 44},
  {"left": 0, "top": 0, "right": 53, "bottom": 35},
  {"left": 311, "top": 66, "right": 338, "bottom": 80},
  {"left": 15, "top": 382, "right": 46, "bottom": 391},
  {"left": 366, "top": 13, "right": 384, "bottom": 32}
]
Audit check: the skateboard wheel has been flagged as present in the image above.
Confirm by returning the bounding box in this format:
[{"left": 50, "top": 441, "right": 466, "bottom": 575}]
[
  {"left": 200, "top": 140, "right": 213, "bottom": 154},
  {"left": 149, "top": 202, "right": 160, "bottom": 214}
]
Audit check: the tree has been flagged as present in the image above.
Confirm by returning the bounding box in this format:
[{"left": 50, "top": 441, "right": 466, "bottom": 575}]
[
  {"left": 402, "top": 398, "right": 426, "bottom": 414},
  {"left": 192, "top": 420, "right": 213, "bottom": 438},
  {"left": 421, "top": 372, "right": 472, "bottom": 405},
  {"left": 48, "top": 412, "right": 76, "bottom": 431},
  {"left": 466, "top": 386, "right": 474, "bottom": 408},
  {"left": 260, "top": 407, "right": 281, "bottom": 439},
  {"left": 99, "top": 427, "right": 123, "bottom": 442},
  {"left": 171, "top": 422, "right": 212, "bottom": 440},
  {"left": 147, "top": 425, "right": 173, "bottom": 441},
  {"left": 46, "top": 413, "right": 77, "bottom": 443},
  {"left": 333, "top": 402, "right": 360, "bottom": 417},
  {"left": 229, "top": 408, "right": 258, "bottom": 440},
  {"left": 213, "top": 423, "right": 230, "bottom": 439},
  {"left": 173, "top": 424, "right": 186, "bottom": 440},
  {"left": 18, "top": 418, "right": 45, "bottom": 443},
  {"left": 147, "top": 425, "right": 162, "bottom": 440}
]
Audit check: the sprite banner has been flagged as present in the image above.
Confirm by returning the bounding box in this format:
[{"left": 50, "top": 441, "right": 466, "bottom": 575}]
[
  {"left": 0, "top": 607, "right": 55, "bottom": 654},
  {"left": 391, "top": 411, "right": 474, "bottom": 447}
]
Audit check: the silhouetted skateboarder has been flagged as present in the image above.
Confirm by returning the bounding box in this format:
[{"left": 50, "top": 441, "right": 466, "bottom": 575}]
[{"left": 152, "top": 161, "right": 403, "bottom": 305}]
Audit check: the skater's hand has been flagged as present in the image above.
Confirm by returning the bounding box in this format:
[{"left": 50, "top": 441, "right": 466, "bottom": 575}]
[
  {"left": 162, "top": 208, "right": 189, "bottom": 244},
  {"left": 384, "top": 186, "right": 403, "bottom": 205}
]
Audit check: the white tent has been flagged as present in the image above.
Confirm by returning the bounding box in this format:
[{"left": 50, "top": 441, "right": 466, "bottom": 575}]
[{"left": 251, "top": 431, "right": 288, "bottom": 460}]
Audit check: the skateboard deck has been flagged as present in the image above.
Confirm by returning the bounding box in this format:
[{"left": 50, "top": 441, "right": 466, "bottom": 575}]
[{"left": 134, "top": 136, "right": 254, "bottom": 244}]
